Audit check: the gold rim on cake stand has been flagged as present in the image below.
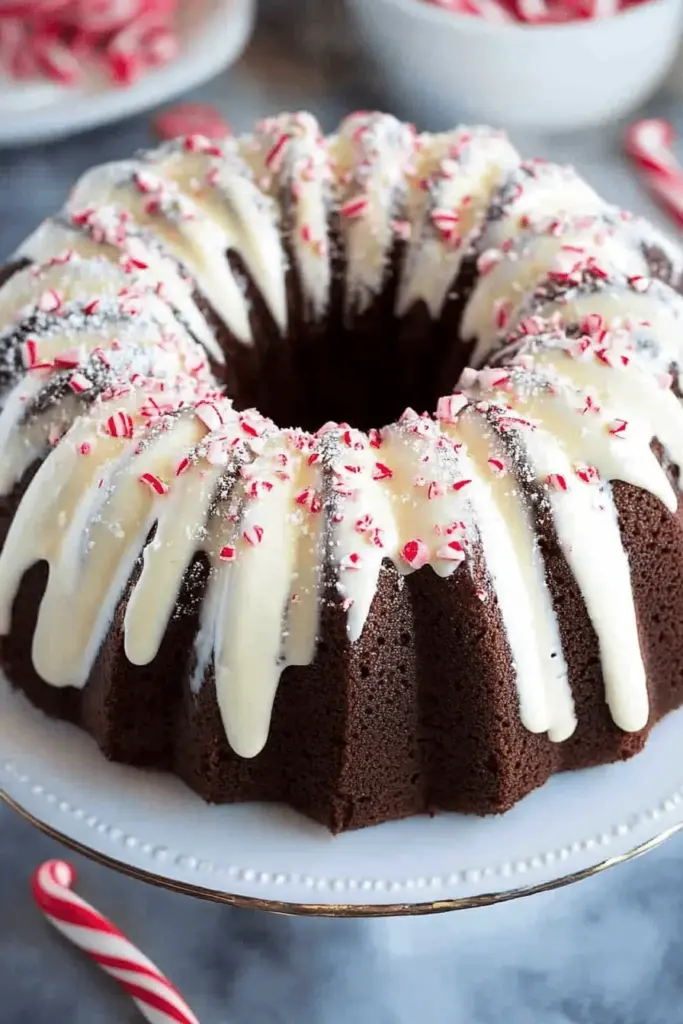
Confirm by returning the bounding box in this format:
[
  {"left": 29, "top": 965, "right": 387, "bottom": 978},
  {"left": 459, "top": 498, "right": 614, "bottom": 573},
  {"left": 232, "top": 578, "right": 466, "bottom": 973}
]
[{"left": 3, "top": 789, "right": 681, "bottom": 917}]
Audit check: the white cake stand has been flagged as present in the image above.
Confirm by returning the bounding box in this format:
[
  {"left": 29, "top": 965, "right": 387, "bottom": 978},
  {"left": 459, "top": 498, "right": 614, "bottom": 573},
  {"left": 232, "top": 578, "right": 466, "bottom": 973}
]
[
  {"left": 0, "top": 0, "right": 255, "bottom": 147},
  {"left": 2, "top": 677, "right": 683, "bottom": 917}
]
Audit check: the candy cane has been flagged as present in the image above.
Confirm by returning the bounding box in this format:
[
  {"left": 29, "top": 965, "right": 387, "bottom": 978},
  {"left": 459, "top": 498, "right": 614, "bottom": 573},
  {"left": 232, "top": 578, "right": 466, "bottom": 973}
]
[
  {"left": 624, "top": 119, "right": 683, "bottom": 228},
  {"left": 32, "top": 860, "right": 200, "bottom": 1024}
]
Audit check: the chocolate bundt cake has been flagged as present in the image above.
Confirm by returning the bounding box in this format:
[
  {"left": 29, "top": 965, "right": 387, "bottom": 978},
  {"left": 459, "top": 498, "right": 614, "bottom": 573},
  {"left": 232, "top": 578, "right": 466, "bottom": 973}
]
[{"left": 2, "top": 111, "right": 683, "bottom": 832}]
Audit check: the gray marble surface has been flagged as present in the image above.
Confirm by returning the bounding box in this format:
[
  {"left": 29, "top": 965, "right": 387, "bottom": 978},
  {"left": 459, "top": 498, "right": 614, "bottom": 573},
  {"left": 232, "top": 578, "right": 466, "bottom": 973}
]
[{"left": 3, "top": 7, "right": 683, "bottom": 1023}]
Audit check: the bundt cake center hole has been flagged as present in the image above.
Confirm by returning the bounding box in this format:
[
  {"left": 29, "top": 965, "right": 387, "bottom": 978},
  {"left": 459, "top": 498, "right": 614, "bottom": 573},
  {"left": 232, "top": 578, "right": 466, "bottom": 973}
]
[{"left": 227, "top": 323, "right": 472, "bottom": 434}]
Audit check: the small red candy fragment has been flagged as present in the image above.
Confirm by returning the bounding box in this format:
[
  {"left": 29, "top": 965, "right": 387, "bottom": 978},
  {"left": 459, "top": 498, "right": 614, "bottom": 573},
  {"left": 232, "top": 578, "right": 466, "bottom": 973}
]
[
  {"left": 153, "top": 103, "right": 232, "bottom": 143},
  {"left": 243, "top": 525, "right": 264, "bottom": 547},
  {"left": 436, "top": 393, "right": 468, "bottom": 423},
  {"left": 139, "top": 472, "right": 169, "bottom": 495},
  {"left": 401, "top": 539, "right": 430, "bottom": 570},
  {"left": 104, "top": 409, "right": 135, "bottom": 439},
  {"left": 34, "top": 35, "right": 81, "bottom": 86},
  {"left": 340, "top": 196, "right": 370, "bottom": 219},
  {"left": 372, "top": 462, "right": 393, "bottom": 481},
  {"left": 436, "top": 540, "right": 466, "bottom": 563},
  {"left": 575, "top": 464, "right": 600, "bottom": 484},
  {"left": 546, "top": 473, "right": 568, "bottom": 492},
  {"left": 487, "top": 458, "right": 506, "bottom": 477},
  {"left": 452, "top": 478, "right": 472, "bottom": 492},
  {"left": 69, "top": 373, "right": 93, "bottom": 394},
  {"left": 608, "top": 418, "right": 628, "bottom": 438}
]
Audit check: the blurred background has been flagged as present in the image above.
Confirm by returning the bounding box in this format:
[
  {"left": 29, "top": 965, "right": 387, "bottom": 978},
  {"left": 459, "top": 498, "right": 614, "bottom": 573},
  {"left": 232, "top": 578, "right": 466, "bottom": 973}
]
[
  {"left": 2, "top": 0, "right": 683, "bottom": 248},
  {"left": 3, "top": 0, "right": 683, "bottom": 1021}
]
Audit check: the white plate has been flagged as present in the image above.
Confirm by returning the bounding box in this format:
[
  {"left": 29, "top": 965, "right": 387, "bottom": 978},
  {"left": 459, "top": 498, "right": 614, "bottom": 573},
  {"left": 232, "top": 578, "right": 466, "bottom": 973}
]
[
  {"left": 2, "top": 677, "right": 683, "bottom": 915},
  {"left": 0, "top": 0, "right": 255, "bottom": 147}
]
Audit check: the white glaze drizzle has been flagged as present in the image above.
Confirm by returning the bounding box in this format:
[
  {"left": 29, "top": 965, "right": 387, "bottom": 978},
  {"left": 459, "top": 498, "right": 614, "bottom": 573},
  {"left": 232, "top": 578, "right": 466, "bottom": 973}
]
[
  {"left": 244, "top": 111, "right": 332, "bottom": 320},
  {"left": 331, "top": 112, "right": 416, "bottom": 316},
  {"left": 397, "top": 127, "right": 519, "bottom": 318}
]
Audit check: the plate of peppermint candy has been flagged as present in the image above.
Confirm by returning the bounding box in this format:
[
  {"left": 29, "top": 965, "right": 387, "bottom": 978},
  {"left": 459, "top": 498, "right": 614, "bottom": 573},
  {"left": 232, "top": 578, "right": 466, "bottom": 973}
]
[{"left": 0, "top": 0, "right": 254, "bottom": 146}]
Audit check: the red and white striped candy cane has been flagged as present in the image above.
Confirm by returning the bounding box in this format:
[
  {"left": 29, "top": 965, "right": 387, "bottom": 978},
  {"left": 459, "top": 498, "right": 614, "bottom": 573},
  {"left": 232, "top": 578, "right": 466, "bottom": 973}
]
[
  {"left": 624, "top": 119, "right": 683, "bottom": 229},
  {"left": 32, "top": 860, "right": 200, "bottom": 1024}
]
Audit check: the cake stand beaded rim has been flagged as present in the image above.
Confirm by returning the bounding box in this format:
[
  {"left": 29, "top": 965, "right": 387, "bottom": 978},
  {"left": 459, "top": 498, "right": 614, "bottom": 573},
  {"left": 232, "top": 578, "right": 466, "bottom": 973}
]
[
  {"left": 3, "top": 678, "right": 683, "bottom": 915},
  {"left": 2, "top": 788, "right": 682, "bottom": 918}
]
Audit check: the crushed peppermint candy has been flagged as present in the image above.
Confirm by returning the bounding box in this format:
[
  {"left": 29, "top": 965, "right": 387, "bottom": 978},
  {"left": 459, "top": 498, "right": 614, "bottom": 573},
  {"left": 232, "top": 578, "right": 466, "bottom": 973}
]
[
  {"left": 295, "top": 487, "right": 322, "bottom": 513},
  {"left": 55, "top": 349, "right": 82, "bottom": 370},
  {"left": 608, "top": 418, "right": 628, "bottom": 437},
  {"left": 0, "top": 1, "right": 182, "bottom": 88},
  {"left": 431, "top": 208, "right": 460, "bottom": 242},
  {"left": 436, "top": 393, "right": 468, "bottom": 423},
  {"left": 436, "top": 540, "right": 466, "bottom": 563},
  {"left": 487, "top": 457, "right": 507, "bottom": 476},
  {"left": 22, "top": 339, "right": 51, "bottom": 371},
  {"left": 104, "top": 410, "right": 134, "bottom": 439},
  {"left": 427, "top": 481, "right": 445, "bottom": 500},
  {"left": 139, "top": 472, "right": 169, "bottom": 495},
  {"left": 243, "top": 525, "right": 264, "bottom": 546},
  {"left": 545, "top": 473, "right": 568, "bottom": 491},
  {"left": 575, "top": 464, "right": 600, "bottom": 483},
  {"left": 153, "top": 103, "right": 231, "bottom": 142},
  {"left": 477, "top": 249, "right": 504, "bottom": 276},
  {"left": 38, "top": 289, "right": 63, "bottom": 313},
  {"left": 195, "top": 400, "right": 228, "bottom": 432},
  {"left": 372, "top": 462, "right": 393, "bottom": 481},
  {"left": 401, "top": 539, "right": 430, "bottom": 570},
  {"left": 69, "top": 373, "right": 93, "bottom": 394},
  {"left": 340, "top": 196, "right": 371, "bottom": 219}
]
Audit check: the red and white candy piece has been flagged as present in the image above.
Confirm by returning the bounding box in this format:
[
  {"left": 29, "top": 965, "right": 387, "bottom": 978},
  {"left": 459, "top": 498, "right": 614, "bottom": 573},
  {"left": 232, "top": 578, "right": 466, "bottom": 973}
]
[
  {"left": 139, "top": 472, "right": 170, "bottom": 495},
  {"left": 546, "top": 473, "right": 568, "bottom": 492},
  {"left": 31, "top": 860, "right": 200, "bottom": 1024},
  {"left": 436, "top": 540, "right": 466, "bottom": 563},
  {"left": 514, "top": 0, "right": 549, "bottom": 21},
  {"left": 427, "top": 0, "right": 514, "bottom": 21},
  {"left": 340, "top": 195, "right": 370, "bottom": 219},
  {"left": 0, "top": 0, "right": 181, "bottom": 87},
  {"left": 624, "top": 119, "right": 683, "bottom": 229},
  {"left": 402, "top": 538, "right": 430, "bottom": 570},
  {"left": 372, "top": 462, "right": 393, "bottom": 481},
  {"left": 243, "top": 524, "right": 264, "bottom": 546},
  {"left": 431, "top": 207, "right": 461, "bottom": 242},
  {"left": 104, "top": 409, "right": 135, "bottom": 439},
  {"left": 153, "top": 103, "right": 232, "bottom": 143},
  {"left": 436, "top": 393, "right": 468, "bottom": 423}
]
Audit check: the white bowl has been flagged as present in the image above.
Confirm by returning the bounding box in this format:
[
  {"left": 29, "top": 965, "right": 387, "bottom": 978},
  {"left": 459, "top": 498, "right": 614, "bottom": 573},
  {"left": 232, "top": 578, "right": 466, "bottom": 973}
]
[{"left": 347, "top": 0, "right": 683, "bottom": 131}]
